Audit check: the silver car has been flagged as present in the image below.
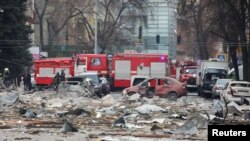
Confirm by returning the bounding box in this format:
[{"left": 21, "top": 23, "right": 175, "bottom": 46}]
[{"left": 212, "top": 79, "right": 231, "bottom": 99}]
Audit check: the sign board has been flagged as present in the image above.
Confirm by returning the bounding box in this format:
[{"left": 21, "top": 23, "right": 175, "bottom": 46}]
[
  {"left": 29, "top": 46, "right": 40, "bottom": 60},
  {"left": 217, "top": 54, "right": 227, "bottom": 61}
]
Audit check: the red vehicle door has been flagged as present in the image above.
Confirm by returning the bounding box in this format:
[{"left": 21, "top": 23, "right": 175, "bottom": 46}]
[{"left": 155, "top": 78, "right": 172, "bottom": 95}]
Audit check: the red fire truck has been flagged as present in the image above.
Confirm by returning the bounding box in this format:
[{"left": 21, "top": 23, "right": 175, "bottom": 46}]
[
  {"left": 178, "top": 61, "right": 197, "bottom": 91},
  {"left": 34, "top": 57, "right": 74, "bottom": 86},
  {"left": 110, "top": 53, "right": 169, "bottom": 88},
  {"left": 34, "top": 53, "right": 169, "bottom": 88},
  {"left": 74, "top": 54, "right": 108, "bottom": 76},
  {"left": 34, "top": 54, "right": 108, "bottom": 87}
]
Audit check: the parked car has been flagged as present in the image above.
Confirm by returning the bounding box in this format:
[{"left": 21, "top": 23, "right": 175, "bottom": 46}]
[
  {"left": 212, "top": 79, "right": 232, "bottom": 99},
  {"left": 122, "top": 77, "right": 186, "bottom": 101},
  {"left": 220, "top": 81, "right": 250, "bottom": 104},
  {"left": 67, "top": 72, "right": 110, "bottom": 97}
]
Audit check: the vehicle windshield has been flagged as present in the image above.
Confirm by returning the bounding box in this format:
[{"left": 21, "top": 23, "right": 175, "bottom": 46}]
[
  {"left": 204, "top": 68, "right": 227, "bottom": 74},
  {"left": 139, "top": 79, "right": 150, "bottom": 86},
  {"left": 185, "top": 68, "right": 197, "bottom": 74},
  {"left": 133, "top": 78, "right": 148, "bottom": 86},
  {"left": 204, "top": 73, "right": 227, "bottom": 84}
]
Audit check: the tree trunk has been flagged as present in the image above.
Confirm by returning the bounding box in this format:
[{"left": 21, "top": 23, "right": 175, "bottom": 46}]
[
  {"left": 39, "top": 20, "right": 45, "bottom": 51},
  {"left": 241, "top": 37, "right": 249, "bottom": 81},
  {"left": 239, "top": 0, "right": 249, "bottom": 81},
  {"left": 229, "top": 44, "right": 239, "bottom": 80},
  {"left": 247, "top": 0, "right": 250, "bottom": 81}
]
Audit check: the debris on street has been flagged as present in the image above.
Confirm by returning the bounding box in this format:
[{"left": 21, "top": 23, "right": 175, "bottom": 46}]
[{"left": 0, "top": 87, "right": 250, "bottom": 140}]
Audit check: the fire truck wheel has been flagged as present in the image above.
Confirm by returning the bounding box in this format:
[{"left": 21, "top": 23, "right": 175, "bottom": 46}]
[
  {"left": 128, "top": 92, "right": 136, "bottom": 96},
  {"left": 167, "top": 92, "right": 177, "bottom": 101}
]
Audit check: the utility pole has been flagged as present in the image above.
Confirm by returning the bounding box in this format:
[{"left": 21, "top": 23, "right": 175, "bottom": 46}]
[{"left": 94, "top": 0, "right": 98, "bottom": 54}]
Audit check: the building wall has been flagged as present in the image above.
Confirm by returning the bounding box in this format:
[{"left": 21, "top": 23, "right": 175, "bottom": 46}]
[{"left": 122, "top": 0, "right": 177, "bottom": 59}]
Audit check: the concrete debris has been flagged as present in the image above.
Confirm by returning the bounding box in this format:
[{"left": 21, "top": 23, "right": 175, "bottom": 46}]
[
  {"left": 1, "top": 88, "right": 250, "bottom": 140},
  {"left": 227, "top": 105, "right": 243, "bottom": 116},
  {"left": 0, "top": 91, "right": 19, "bottom": 107},
  {"left": 61, "top": 120, "right": 78, "bottom": 132},
  {"left": 244, "top": 112, "right": 250, "bottom": 120},
  {"left": 227, "top": 101, "right": 243, "bottom": 116},
  {"left": 95, "top": 112, "right": 102, "bottom": 118},
  {"left": 175, "top": 124, "right": 198, "bottom": 135},
  {"left": 98, "top": 106, "right": 117, "bottom": 115},
  {"left": 101, "top": 94, "right": 114, "bottom": 105},
  {"left": 66, "top": 108, "right": 91, "bottom": 116},
  {"left": 240, "top": 96, "right": 249, "bottom": 105},
  {"left": 23, "top": 109, "right": 37, "bottom": 118},
  {"left": 113, "top": 116, "right": 126, "bottom": 127},
  {"left": 175, "top": 114, "right": 208, "bottom": 135},
  {"left": 135, "top": 104, "right": 166, "bottom": 114},
  {"left": 212, "top": 100, "right": 223, "bottom": 116},
  {"left": 100, "top": 136, "right": 120, "bottom": 141},
  {"left": 150, "top": 124, "right": 163, "bottom": 133},
  {"left": 137, "top": 118, "right": 166, "bottom": 124},
  {"left": 127, "top": 93, "right": 141, "bottom": 102},
  {"left": 170, "top": 114, "right": 188, "bottom": 120}
]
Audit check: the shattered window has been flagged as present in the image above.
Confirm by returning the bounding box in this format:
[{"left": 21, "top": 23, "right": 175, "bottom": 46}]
[{"left": 91, "top": 58, "right": 101, "bottom": 66}]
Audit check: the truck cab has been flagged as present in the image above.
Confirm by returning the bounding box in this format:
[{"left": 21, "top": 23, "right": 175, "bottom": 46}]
[
  {"left": 179, "top": 61, "right": 197, "bottom": 91},
  {"left": 197, "top": 62, "right": 228, "bottom": 97}
]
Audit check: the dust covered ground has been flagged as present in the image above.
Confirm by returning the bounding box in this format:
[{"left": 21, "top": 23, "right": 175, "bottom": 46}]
[{"left": 0, "top": 85, "right": 250, "bottom": 141}]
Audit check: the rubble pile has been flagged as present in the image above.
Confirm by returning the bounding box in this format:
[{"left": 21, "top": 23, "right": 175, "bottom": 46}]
[{"left": 0, "top": 88, "right": 250, "bottom": 140}]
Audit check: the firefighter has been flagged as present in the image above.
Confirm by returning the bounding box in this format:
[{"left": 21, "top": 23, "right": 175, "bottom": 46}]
[
  {"left": 23, "top": 67, "right": 27, "bottom": 90},
  {"left": 60, "top": 69, "right": 66, "bottom": 82},
  {"left": 0, "top": 72, "right": 6, "bottom": 89},
  {"left": 22, "top": 67, "right": 33, "bottom": 91},
  {"left": 3, "top": 68, "right": 12, "bottom": 88},
  {"left": 53, "top": 72, "right": 61, "bottom": 92},
  {"left": 26, "top": 70, "right": 32, "bottom": 91}
]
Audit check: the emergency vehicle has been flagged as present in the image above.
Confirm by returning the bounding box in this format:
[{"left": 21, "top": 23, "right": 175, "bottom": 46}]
[
  {"left": 74, "top": 54, "right": 108, "bottom": 76},
  {"left": 34, "top": 57, "right": 74, "bottom": 86},
  {"left": 178, "top": 61, "right": 197, "bottom": 91},
  {"left": 34, "top": 54, "right": 108, "bottom": 87},
  {"left": 110, "top": 53, "right": 169, "bottom": 88},
  {"left": 34, "top": 53, "right": 169, "bottom": 88}
]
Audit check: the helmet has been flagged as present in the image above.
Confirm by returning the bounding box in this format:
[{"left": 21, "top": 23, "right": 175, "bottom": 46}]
[{"left": 4, "top": 68, "right": 9, "bottom": 72}]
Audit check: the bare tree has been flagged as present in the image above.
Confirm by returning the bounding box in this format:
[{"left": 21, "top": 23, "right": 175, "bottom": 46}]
[
  {"left": 34, "top": 0, "right": 49, "bottom": 51},
  {"left": 178, "top": 0, "right": 211, "bottom": 60},
  {"left": 46, "top": 0, "right": 85, "bottom": 47},
  {"left": 209, "top": 0, "right": 250, "bottom": 81},
  {"left": 70, "top": 0, "right": 149, "bottom": 53},
  {"left": 179, "top": 0, "right": 250, "bottom": 81}
]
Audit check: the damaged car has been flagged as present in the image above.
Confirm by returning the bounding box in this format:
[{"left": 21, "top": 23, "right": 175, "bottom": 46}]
[{"left": 122, "top": 77, "right": 187, "bottom": 101}]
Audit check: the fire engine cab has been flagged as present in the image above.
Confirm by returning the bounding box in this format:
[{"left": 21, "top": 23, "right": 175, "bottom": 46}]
[
  {"left": 74, "top": 54, "right": 108, "bottom": 76},
  {"left": 110, "top": 53, "right": 169, "bottom": 88}
]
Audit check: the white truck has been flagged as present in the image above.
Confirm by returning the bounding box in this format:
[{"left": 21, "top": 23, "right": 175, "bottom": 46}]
[{"left": 196, "top": 60, "right": 228, "bottom": 97}]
